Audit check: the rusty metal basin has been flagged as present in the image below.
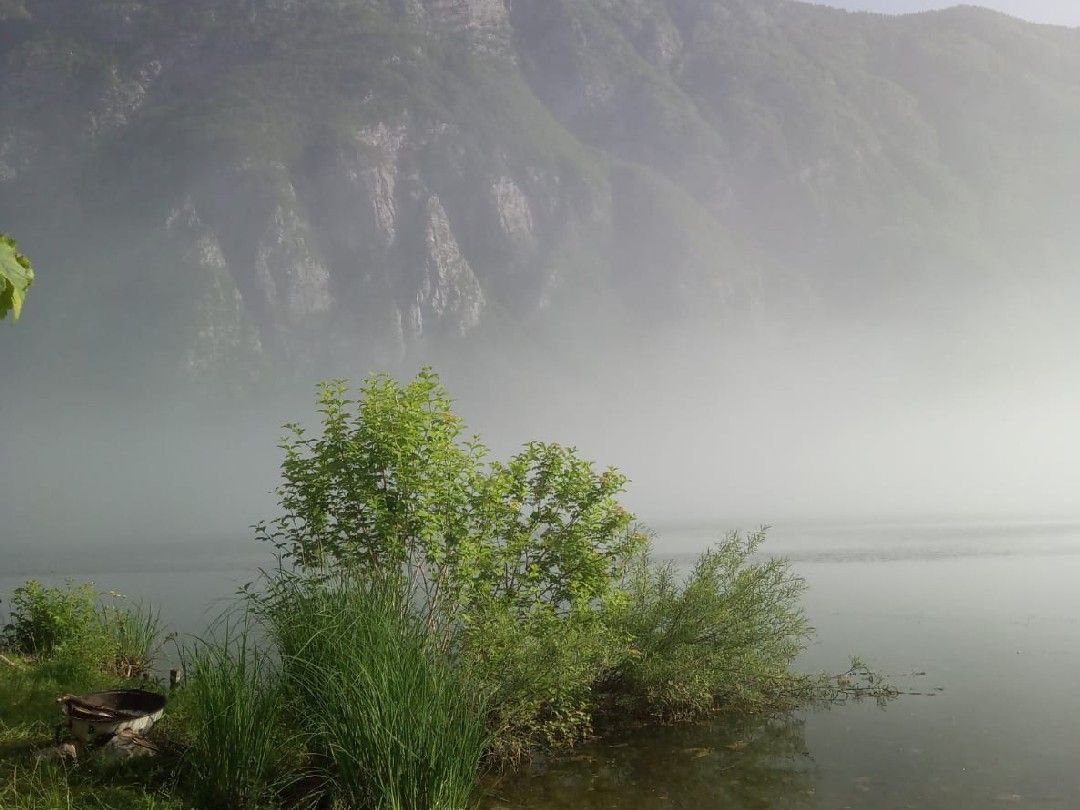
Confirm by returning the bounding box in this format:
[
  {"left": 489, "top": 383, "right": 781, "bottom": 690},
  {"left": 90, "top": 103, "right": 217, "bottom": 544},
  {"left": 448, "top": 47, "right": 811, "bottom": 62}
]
[{"left": 59, "top": 689, "right": 166, "bottom": 743}]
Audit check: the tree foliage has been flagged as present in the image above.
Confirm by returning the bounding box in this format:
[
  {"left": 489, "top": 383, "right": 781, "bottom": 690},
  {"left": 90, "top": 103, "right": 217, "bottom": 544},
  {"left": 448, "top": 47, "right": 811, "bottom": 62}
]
[
  {"left": 0, "top": 233, "right": 33, "bottom": 322},
  {"left": 472, "top": 442, "right": 639, "bottom": 616},
  {"left": 256, "top": 369, "right": 644, "bottom": 628}
]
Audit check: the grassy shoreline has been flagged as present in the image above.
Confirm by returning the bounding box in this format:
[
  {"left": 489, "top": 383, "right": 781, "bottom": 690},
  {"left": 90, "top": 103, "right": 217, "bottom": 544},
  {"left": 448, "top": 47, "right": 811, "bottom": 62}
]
[
  {"left": 0, "top": 562, "right": 893, "bottom": 809},
  {"left": 0, "top": 538, "right": 842, "bottom": 809}
]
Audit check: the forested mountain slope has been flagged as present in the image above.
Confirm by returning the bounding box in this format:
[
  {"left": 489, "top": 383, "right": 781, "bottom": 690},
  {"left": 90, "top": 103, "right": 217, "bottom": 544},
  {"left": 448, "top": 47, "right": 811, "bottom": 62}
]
[{"left": 2, "top": 0, "right": 1078, "bottom": 386}]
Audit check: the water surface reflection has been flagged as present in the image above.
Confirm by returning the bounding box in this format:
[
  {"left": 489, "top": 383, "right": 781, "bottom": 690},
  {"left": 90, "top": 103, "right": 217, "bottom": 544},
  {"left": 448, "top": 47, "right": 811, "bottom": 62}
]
[{"left": 484, "top": 713, "right": 817, "bottom": 809}]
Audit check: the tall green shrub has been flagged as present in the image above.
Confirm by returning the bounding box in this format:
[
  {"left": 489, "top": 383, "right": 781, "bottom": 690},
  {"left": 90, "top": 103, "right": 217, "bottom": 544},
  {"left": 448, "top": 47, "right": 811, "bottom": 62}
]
[
  {"left": 256, "top": 370, "right": 485, "bottom": 624},
  {"left": 465, "top": 606, "right": 620, "bottom": 762},
  {"left": 469, "top": 441, "right": 643, "bottom": 617},
  {"left": 257, "top": 370, "right": 645, "bottom": 629},
  {"left": 606, "top": 530, "right": 812, "bottom": 720},
  {"left": 2, "top": 580, "right": 98, "bottom": 658}
]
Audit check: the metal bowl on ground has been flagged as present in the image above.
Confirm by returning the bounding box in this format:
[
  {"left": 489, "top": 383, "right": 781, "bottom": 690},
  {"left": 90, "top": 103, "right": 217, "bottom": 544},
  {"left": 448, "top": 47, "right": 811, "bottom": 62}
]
[{"left": 59, "top": 689, "right": 167, "bottom": 743}]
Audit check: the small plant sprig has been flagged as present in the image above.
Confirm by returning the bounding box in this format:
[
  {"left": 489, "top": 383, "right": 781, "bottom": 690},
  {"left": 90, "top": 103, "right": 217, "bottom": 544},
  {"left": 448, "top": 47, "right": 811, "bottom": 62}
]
[{"left": 819, "top": 657, "right": 901, "bottom": 706}]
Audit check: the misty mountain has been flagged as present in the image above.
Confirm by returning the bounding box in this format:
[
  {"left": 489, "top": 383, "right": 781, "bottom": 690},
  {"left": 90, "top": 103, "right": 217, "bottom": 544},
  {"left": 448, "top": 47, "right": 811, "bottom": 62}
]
[{"left": 3, "top": 0, "right": 1080, "bottom": 388}]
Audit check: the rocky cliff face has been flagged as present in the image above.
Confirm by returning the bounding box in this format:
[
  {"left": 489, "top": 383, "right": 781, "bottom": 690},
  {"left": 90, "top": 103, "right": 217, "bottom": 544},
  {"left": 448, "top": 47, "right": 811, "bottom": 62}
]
[
  {"left": 3, "top": 0, "right": 1080, "bottom": 385},
  {"left": 421, "top": 0, "right": 512, "bottom": 54}
]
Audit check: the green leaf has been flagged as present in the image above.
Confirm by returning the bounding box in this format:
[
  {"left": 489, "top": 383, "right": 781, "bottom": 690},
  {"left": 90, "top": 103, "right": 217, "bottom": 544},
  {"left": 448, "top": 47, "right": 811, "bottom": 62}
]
[{"left": 0, "top": 233, "right": 34, "bottom": 322}]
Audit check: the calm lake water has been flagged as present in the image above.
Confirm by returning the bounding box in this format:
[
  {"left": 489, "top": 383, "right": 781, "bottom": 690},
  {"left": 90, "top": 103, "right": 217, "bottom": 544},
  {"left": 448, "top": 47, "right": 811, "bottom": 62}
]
[{"left": 4, "top": 520, "right": 1080, "bottom": 808}]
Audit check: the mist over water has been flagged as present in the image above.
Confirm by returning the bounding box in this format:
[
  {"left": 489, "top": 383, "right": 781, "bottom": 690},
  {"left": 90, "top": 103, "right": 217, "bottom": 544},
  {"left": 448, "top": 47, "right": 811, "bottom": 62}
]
[
  {"left": 4, "top": 271, "right": 1079, "bottom": 551},
  {"left": 2, "top": 0, "right": 1080, "bottom": 555}
]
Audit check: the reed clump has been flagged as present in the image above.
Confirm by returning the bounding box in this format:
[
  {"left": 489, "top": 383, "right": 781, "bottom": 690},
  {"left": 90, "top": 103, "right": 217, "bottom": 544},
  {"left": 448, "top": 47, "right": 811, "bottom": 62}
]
[
  {"left": 171, "top": 621, "right": 291, "bottom": 810},
  {"left": 261, "top": 574, "right": 489, "bottom": 809}
]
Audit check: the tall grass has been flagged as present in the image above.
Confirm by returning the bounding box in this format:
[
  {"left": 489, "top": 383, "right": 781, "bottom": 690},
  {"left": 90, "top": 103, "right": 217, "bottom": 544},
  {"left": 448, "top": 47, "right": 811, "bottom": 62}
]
[
  {"left": 263, "top": 575, "right": 490, "bottom": 810},
  {"left": 0, "top": 760, "right": 184, "bottom": 810},
  {"left": 97, "top": 598, "right": 169, "bottom": 678},
  {"left": 175, "top": 620, "right": 289, "bottom": 809}
]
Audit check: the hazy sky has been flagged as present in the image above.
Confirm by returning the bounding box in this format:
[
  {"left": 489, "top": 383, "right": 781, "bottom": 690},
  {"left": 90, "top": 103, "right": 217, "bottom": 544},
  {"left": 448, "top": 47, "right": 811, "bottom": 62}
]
[{"left": 805, "top": 1, "right": 1080, "bottom": 27}]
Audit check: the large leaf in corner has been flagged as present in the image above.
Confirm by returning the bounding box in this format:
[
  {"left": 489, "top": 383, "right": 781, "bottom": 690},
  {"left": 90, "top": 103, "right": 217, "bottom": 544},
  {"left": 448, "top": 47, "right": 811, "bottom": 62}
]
[{"left": 0, "top": 233, "right": 34, "bottom": 321}]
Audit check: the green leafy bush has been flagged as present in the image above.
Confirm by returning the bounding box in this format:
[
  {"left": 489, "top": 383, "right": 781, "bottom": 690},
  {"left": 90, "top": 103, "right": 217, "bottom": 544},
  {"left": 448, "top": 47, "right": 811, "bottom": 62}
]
[
  {"left": 605, "top": 530, "right": 812, "bottom": 721},
  {"left": 467, "top": 441, "right": 644, "bottom": 618},
  {"left": 2, "top": 581, "right": 166, "bottom": 681},
  {"left": 465, "top": 606, "right": 621, "bottom": 762},
  {"left": 460, "top": 442, "right": 645, "bottom": 757},
  {"left": 2, "top": 580, "right": 99, "bottom": 658},
  {"left": 257, "top": 370, "right": 647, "bottom": 756},
  {"left": 257, "top": 370, "right": 643, "bottom": 619},
  {"left": 256, "top": 371, "right": 483, "bottom": 583}
]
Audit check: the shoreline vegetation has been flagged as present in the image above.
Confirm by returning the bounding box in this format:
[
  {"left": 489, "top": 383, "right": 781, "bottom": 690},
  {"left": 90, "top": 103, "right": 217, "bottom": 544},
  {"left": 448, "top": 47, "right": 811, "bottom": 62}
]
[{"left": 1, "top": 370, "right": 895, "bottom": 809}]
